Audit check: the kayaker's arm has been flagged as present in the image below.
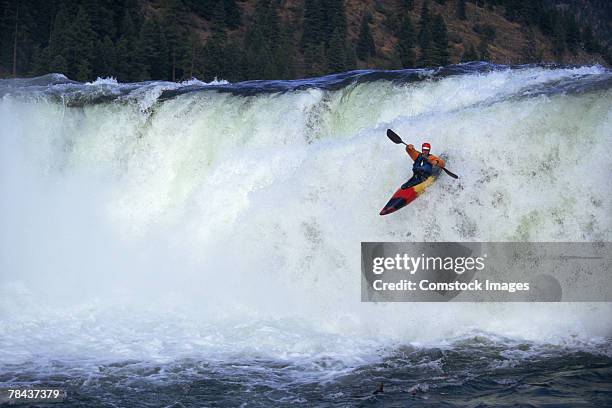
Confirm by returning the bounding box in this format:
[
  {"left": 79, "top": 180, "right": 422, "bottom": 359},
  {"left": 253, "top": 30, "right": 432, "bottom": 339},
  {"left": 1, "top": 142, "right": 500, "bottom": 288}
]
[
  {"left": 405, "top": 144, "right": 419, "bottom": 161},
  {"left": 428, "top": 155, "right": 445, "bottom": 168}
]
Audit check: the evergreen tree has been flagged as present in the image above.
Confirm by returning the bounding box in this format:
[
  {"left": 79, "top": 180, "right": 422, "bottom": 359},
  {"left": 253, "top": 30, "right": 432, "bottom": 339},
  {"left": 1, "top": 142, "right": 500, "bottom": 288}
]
[
  {"left": 356, "top": 12, "right": 375, "bottom": 60},
  {"left": 49, "top": 54, "right": 68, "bottom": 73},
  {"left": 244, "top": 22, "right": 276, "bottom": 79},
  {"left": 83, "top": 0, "right": 115, "bottom": 40},
  {"left": 47, "top": 5, "right": 71, "bottom": 69},
  {"left": 118, "top": 3, "right": 137, "bottom": 38},
  {"left": 115, "top": 10, "right": 143, "bottom": 81},
  {"left": 522, "top": 28, "right": 539, "bottom": 63},
  {"left": 182, "top": 33, "right": 199, "bottom": 79},
  {"left": 323, "top": 0, "right": 348, "bottom": 72},
  {"left": 203, "top": 33, "right": 232, "bottom": 81},
  {"left": 520, "top": 0, "right": 539, "bottom": 26},
  {"left": 302, "top": 0, "right": 325, "bottom": 49},
  {"left": 30, "top": 44, "right": 50, "bottom": 76},
  {"left": 345, "top": 44, "right": 357, "bottom": 70},
  {"left": 396, "top": 15, "right": 416, "bottom": 68},
  {"left": 189, "top": 9, "right": 205, "bottom": 77},
  {"left": 418, "top": 0, "right": 431, "bottom": 46},
  {"left": 538, "top": 8, "right": 555, "bottom": 37},
  {"left": 430, "top": 14, "right": 449, "bottom": 66},
  {"left": 163, "top": 0, "right": 187, "bottom": 81},
  {"left": 241, "top": 0, "right": 282, "bottom": 79},
  {"left": 473, "top": 23, "right": 496, "bottom": 42},
  {"left": 0, "top": 1, "right": 14, "bottom": 70},
  {"left": 551, "top": 14, "right": 565, "bottom": 60},
  {"left": 477, "top": 37, "right": 489, "bottom": 61},
  {"left": 388, "top": 47, "right": 403, "bottom": 70},
  {"left": 202, "top": 31, "right": 227, "bottom": 80},
  {"left": 121, "top": 0, "right": 144, "bottom": 35},
  {"left": 275, "top": 23, "right": 296, "bottom": 79},
  {"left": 461, "top": 42, "right": 478, "bottom": 62},
  {"left": 303, "top": 42, "right": 327, "bottom": 77},
  {"left": 328, "top": 27, "right": 346, "bottom": 72},
  {"left": 325, "top": 0, "right": 347, "bottom": 45},
  {"left": 505, "top": 0, "right": 539, "bottom": 26},
  {"left": 211, "top": 0, "right": 227, "bottom": 34},
  {"left": 418, "top": 0, "right": 433, "bottom": 66},
  {"left": 504, "top": 0, "right": 520, "bottom": 22},
  {"left": 564, "top": 14, "right": 580, "bottom": 55},
  {"left": 456, "top": 0, "right": 467, "bottom": 21},
  {"left": 264, "top": 0, "right": 281, "bottom": 50},
  {"left": 69, "top": 6, "right": 96, "bottom": 81},
  {"left": 400, "top": 0, "right": 415, "bottom": 12},
  {"left": 9, "top": 4, "right": 38, "bottom": 76},
  {"left": 582, "top": 26, "right": 599, "bottom": 53},
  {"left": 222, "top": 38, "right": 247, "bottom": 81},
  {"left": 26, "top": 0, "right": 56, "bottom": 48},
  {"left": 183, "top": 0, "right": 216, "bottom": 20},
  {"left": 140, "top": 18, "right": 169, "bottom": 80},
  {"left": 96, "top": 35, "right": 116, "bottom": 77},
  {"left": 224, "top": 0, "right": 241, "bottom": 29},
  {"left": 114, "top": 37, "right": 129, "bottom": 80},
  {"left": 603, "top": 47, "right": 612, "bottom": 66}
]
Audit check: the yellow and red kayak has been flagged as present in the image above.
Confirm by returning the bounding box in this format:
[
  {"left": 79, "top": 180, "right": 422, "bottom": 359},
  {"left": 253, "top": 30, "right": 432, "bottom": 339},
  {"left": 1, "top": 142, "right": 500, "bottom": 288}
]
[{"left": 379, "top": 172, "right": 439, "bottom": 216}]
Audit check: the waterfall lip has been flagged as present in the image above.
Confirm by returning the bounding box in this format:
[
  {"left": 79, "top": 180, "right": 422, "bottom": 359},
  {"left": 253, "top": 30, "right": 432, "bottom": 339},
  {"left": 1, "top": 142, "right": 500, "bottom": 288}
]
[
  {"left": 143, "top": 63, "right": 612, "bottom": 98},
  {"left": 1, "top": 63, "right": 609, "bottom": 107}
]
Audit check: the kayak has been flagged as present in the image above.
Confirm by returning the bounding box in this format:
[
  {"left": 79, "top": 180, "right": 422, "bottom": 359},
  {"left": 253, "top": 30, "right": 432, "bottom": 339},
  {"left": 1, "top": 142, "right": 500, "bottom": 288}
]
[{"left": 379, "top": 167, "right": 440, "bottom": 216}]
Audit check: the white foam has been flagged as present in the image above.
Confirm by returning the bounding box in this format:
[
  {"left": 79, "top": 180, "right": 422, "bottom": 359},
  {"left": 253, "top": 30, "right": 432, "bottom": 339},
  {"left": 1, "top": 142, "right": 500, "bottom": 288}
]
[{"left": 0, "top": 66, "right": 610, "bottom": 366}]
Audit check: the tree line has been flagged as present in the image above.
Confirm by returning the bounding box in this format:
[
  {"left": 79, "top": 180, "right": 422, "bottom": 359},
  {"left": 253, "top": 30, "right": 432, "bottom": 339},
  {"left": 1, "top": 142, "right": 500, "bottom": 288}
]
[{"left": 0, "top": 0, "right": 609, "bottom": 82}]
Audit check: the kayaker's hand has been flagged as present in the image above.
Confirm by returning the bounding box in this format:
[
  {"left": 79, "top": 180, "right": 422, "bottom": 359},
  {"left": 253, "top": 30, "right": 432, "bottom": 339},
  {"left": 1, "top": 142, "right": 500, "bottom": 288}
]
[{"left": 407, "top": 144, "right": 414, "bottom": 150}]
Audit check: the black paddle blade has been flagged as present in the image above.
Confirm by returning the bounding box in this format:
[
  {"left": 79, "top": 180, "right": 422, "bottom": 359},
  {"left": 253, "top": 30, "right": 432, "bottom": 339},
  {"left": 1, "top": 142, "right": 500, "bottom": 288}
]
[
  {"left": 442, "top": 168, "right": 459, "bottom": 179},
  {"left": 386, "top": 129, "right": 404, "bottom": 144}
]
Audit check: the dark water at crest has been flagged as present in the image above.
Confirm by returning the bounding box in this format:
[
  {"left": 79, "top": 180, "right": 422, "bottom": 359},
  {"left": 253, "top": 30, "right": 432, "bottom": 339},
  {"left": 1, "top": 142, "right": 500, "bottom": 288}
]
[{"left": 1, "top": 62, "right": 610, "bottom": 106}]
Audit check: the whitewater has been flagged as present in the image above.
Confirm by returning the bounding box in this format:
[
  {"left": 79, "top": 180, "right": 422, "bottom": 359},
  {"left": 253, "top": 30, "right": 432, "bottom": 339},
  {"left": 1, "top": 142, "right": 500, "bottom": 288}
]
[{"left": 1, "top": 63, "right": 611, "bottom": 406}]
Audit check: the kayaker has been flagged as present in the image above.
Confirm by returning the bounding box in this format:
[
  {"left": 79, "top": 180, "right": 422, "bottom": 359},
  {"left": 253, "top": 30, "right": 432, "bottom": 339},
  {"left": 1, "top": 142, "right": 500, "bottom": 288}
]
[{"left": 401, "top": 142, "right": 445, "bottom": 189}]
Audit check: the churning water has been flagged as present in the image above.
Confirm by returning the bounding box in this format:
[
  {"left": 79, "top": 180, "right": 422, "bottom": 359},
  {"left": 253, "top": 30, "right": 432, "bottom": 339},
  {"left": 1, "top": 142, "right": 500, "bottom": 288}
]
[{"left": 1, "top": 63, "right": 611, "bottom": 406}]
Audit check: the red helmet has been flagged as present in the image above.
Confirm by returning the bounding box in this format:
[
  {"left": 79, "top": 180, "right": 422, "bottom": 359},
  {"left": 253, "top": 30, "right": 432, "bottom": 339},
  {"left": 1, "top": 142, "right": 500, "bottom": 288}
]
[{"left": 422, "top": 142, "right": 431, "bottom": 151}]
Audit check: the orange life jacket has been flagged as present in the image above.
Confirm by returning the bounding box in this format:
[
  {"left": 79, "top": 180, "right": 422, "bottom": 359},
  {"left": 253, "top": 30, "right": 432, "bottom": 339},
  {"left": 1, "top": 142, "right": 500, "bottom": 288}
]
[{"left": 405, "top": 145, "right": 445, "bottom": 168}]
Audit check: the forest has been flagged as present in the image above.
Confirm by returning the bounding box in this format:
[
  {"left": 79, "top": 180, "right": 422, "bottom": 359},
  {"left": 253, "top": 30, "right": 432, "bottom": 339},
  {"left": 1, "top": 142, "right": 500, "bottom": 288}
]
[{"left": 0, "top": 0, "right": 609, "bottom": 82}]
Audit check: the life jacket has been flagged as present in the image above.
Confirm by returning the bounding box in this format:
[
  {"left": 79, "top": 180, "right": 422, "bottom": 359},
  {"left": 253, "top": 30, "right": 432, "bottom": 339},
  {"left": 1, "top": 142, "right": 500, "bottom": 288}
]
[{"left": 412, "top": 153, "right": 433, "bottom": 176}]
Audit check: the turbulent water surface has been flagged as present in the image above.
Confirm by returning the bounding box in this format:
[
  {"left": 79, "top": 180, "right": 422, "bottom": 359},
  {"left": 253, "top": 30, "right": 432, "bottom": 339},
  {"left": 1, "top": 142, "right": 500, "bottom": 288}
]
[{"left": 1, "top": 63, "right": 611, "bottom": 407}]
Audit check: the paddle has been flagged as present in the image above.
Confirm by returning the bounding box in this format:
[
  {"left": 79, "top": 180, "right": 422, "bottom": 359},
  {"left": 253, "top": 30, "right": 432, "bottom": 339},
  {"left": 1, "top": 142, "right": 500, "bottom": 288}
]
[{"left": 386, "top": 129, "right": 459, "bottom": 179}]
